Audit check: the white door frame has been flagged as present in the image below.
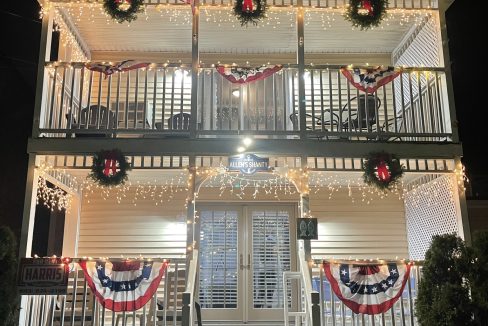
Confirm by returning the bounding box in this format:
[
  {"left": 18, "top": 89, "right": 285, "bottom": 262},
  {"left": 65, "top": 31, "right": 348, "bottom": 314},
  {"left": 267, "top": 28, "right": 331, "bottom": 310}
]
[{"left": 197, "top": 203, "right": 298, "bottom": 323}]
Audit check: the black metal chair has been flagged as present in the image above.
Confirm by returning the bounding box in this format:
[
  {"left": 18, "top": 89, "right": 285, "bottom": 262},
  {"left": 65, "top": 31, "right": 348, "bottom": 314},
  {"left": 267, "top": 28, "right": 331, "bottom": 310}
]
[
  {"left": 341, "top": 94, "right": 381, "bottom": 132},
  {"left": 168, "top": 112, "right": 191, "bottom": 130},
  {"left": 66, "top": 105, "right": 115, "bottom": 137}
]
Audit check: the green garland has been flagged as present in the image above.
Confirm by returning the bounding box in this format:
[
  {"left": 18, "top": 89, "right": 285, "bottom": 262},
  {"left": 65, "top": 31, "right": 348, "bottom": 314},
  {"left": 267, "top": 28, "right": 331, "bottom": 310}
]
[
  {"left": 89, "top": 149, "right": 131, "bottom": 186},
  {"left": 233, "top": 0, "right": 267, "bottom": 27},
  {"left": 344, "top": 0, "right": 388, "bottom": 31},
  {"left": 362, "top": 151, "right": 404, "bottom": 191},
  {"left": 103, "top": 0, "right": 145, "bottom": 24}
]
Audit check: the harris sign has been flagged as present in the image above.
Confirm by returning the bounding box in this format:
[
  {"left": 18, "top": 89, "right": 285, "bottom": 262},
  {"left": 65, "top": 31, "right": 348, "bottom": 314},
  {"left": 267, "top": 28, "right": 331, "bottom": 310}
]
[{"left": 228, "top": 154, "right": 270, "bottom": 175}]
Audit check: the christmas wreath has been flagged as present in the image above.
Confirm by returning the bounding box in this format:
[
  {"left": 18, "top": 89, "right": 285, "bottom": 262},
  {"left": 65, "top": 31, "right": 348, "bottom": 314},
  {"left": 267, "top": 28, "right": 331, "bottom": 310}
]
[
  {"left": 362, "top": 151, "right": 404, "bottom": 190},
  {"left": 344, "top": 0, "right": 388, "bottom": 30},
  {"left": 89, "top": 149, "right": 131, "bottom": 186},
  {"left": 233, "top": 0, "right": 267, "bottom": 27},
  {"left": 103, "top": 0, "right": 145, "bottom": 24}
]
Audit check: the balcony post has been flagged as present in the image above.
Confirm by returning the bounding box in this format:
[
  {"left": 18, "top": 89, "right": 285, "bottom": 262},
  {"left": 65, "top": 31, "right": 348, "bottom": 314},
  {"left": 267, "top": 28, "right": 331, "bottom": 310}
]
[
  {"left": 32, "top": 7, "right": 54, "bottom": 138},
  {"left": 190, "top": 0, "right": 200, "bottom": 139},
  {"left": 296, "top": 0, "right": 306, "bottom": 139},
  {"left": 454, "top": 157, "right": 472, "bottom": 245},
  {"left": 438, "top": 0, "right": 459, "bottom": 143}
]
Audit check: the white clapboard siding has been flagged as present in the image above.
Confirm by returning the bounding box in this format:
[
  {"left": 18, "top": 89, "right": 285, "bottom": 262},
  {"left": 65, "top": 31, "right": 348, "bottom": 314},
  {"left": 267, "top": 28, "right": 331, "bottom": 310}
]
[
  {"left": 310, "top": 190, "right": 409, "bottom": 259},
  {"left": 78, "top": 188, "right": 188, "bottom": 258}
]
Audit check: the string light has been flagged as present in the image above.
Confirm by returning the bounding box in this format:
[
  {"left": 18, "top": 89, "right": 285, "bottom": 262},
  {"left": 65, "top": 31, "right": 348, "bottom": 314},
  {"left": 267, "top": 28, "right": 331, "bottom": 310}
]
[
  {"left": 36, "top": 164, "right": 459, "bottom": 213},
  {"left": 43, "top": 1, "right": 435, "bottom": 34}
]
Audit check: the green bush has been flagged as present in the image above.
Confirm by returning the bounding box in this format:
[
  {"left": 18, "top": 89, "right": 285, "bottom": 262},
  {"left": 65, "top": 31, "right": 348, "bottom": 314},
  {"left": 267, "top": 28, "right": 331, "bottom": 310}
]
[
  {"left": 417, "top": 232, "right": 488, "bottom": 325},
  {"left": 416, "top": 234, "right": 474, "bottom": 326},
  {"left": 0, "top": 226, "right": 18, "bottom": 326},
  {"left": 470, "top": 232, "right": 488, "bottom": 325}
]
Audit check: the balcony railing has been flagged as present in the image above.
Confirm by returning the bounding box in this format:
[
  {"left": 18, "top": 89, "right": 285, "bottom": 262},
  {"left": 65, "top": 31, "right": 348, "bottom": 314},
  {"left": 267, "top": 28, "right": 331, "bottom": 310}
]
[
  {"left": 313, "top": 260, "right": 422, "bottom": 326},
  {"left": 37, "top": 62, "right": 452, "bottom": 142},
  {"left": 21, "top": 258, "right": 186, "bottom": 326}
]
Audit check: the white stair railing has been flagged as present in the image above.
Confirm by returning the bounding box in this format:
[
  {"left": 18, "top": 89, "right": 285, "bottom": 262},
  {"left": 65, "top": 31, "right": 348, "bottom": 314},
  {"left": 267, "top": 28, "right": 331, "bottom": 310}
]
[
  {"left": 283, "top": 245, "right": 320, "bottom": 326},
  {"left": 182, "top": 249, "right": 199, "bottom": 326}
]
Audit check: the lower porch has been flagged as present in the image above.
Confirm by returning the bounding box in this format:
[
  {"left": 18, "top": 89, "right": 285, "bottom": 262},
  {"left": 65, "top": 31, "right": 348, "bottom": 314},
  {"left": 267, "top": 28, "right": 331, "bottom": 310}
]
[{"left": 19, "top": 154, "right": 468, "bottom": 325}]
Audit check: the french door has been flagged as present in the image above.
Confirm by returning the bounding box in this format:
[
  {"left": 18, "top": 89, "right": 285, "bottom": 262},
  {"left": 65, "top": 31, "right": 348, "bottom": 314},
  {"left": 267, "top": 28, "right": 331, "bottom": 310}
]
[{"left": 198, "top": 204, "right": 296, "bottom": 322}]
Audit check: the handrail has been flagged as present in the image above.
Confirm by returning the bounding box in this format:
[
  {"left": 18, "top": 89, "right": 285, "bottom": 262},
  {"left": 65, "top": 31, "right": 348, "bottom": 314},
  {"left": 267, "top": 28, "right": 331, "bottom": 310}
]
[
  {"left": 44, "top": 61, "right": 447, "bottom": 73},
  {"left": 298, "top": 245, "right": 320, "bottom": 326},
  {"left": 182, "top": 249, "right": 199, "bottom": 326}
]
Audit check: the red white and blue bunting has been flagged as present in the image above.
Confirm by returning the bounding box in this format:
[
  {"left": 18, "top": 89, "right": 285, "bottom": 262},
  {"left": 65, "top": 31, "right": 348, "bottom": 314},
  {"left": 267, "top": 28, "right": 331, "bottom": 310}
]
[
  {"left": 323, "top": 261, "right": 411, "bottom": 315},
  {"left": 341, "top": 66, "right": 401, "bottom": 94},
  {"left": 216, "top": 65, "right": 282, "bottom": 84},
  {"left": 79, "top": 260, "right": 168, "bottom": 312},
  {"left": 85, "top": 60, "right": 149, "bottom": 77}
]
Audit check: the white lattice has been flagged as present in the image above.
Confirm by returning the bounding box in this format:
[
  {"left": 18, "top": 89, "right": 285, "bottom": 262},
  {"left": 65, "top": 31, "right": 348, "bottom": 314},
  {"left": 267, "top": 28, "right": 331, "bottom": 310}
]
[{"left": 404, "top": 174, "right": 460, "bottom": 260}]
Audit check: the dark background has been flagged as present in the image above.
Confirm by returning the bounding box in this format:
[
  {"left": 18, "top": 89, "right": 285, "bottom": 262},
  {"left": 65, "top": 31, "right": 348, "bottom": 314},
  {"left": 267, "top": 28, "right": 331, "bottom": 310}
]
[{"left": 0, "top": 1, "right": 484, "bottom": 244}]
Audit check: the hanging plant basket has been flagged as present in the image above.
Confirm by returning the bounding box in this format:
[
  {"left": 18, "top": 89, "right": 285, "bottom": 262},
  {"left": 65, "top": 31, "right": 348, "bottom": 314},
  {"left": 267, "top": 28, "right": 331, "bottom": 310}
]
[
  {"left": 233, "top": 0, "right": 267, "bottom": 27},
  {"left": 89, "top": 149, "right": 131, "bottom": 186},
  {"left": 103, "top": 0, "right": 145, "bottom": 24},
  {"left": 363, "top": 151, "right": 404, "bottom": 191},
  {"left": 344, "top": 0, "right": 388, "bottom": 30}
]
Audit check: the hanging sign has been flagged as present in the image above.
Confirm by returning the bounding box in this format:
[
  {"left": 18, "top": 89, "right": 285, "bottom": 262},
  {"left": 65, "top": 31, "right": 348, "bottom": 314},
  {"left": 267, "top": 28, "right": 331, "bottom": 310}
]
[
  {"left": 228, "top": 154, "right": 269, "bottom": 175},
  {"left": 17, "top": 258, "right": 70, "bottom": 295},
  {"left": 297, "top": 218, "right": 318, "bottom": 240}
]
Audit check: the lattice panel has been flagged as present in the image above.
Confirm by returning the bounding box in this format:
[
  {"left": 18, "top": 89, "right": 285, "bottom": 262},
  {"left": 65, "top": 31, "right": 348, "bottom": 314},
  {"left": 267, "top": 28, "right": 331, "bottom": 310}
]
[{"left": 404, "top": 174, "right": 460, "bottom": 260}]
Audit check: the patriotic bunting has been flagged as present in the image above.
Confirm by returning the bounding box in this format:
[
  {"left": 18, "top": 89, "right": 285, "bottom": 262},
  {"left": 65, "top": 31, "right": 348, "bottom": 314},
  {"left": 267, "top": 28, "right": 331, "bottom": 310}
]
[
  {"left": 216, "top": 65, "right": 282, "bottom": 84},
  {"left": 323, "top": 261, "right": 411, "bottom": 315},
  {"left": 85, "top": 60, "right": 149, "bottom": 77},
  {"left": 79, "top": 260, "right": 168, "bottom": 312},
  {"left": 341, "top": 66, "right": 401, "bottom": 93}
]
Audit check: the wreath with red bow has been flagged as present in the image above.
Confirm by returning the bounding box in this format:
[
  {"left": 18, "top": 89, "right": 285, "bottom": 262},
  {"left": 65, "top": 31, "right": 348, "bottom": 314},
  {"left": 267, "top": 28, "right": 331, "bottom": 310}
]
[
  {"left": 345, "top": 0, "right": 388, "bottom": 30},
  {"left": 363, "top": 152, "right": 404, "bottom": 191},
  {"left": 103, "top": 0, "right": 144, "bottom": 23},
  {"left": 89, "top": 149, "right": 131, "bottom": 186},
  {"left": 233, "top": 0, "right": 267, "bottom": 27}
]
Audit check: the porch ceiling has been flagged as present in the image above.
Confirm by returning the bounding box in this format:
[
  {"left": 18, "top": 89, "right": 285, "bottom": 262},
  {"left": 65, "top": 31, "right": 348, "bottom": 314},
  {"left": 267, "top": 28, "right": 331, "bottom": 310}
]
[{"left": 58, "top": 6, "right": 424, "bottom": 56}]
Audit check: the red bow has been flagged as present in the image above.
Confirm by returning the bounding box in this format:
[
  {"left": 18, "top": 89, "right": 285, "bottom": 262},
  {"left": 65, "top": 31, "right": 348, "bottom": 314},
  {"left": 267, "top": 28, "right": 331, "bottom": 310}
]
[
  {"left": 243, "top": 0, "right": 254, "bottom": 12},
  {"left": 376, "top": 161, "right": 391, "bottom": 182},
  {"left": 362, "top": 0, "right": 374, "bottom": 16},
  {"left": 104, "top": 159, "right": 118, "bottom": 177}
]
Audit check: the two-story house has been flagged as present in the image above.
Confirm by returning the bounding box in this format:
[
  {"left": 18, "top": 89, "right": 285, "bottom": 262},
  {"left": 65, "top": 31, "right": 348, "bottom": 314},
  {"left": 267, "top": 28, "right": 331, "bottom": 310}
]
[{"left": 19, "top": 0, "right": 468, "bottom": 325}]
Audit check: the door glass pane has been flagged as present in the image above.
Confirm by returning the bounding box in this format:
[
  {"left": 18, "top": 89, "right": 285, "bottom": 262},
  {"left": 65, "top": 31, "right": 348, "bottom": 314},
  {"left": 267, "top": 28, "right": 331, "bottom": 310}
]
[
  {"left": 199, "top": 210, "right": 238, "bottom": 308},
  {"left": 252, "top": 210, "right": 291, "bottom": 309}
]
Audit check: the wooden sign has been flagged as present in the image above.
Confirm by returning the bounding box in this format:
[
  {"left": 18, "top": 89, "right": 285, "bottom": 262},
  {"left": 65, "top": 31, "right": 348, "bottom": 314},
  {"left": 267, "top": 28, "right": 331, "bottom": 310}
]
[
  {"left": 17, "top": 258, "right": 70, "bottom": 295},
  {"left": 297, "top": 218, "right": 318, "bottom": 240}
]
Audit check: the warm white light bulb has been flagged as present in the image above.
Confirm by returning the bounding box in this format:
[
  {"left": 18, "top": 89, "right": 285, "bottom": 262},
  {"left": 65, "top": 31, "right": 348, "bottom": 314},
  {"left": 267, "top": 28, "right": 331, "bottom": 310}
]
[
  {"left": 237, "top": 146, "right": 246, "bottom": 153},
  {"left": 243, "top": 137, "right": 253, "bottom": 146},
  {"left": 232, "top": 89, "right": 240, "bottom": 97}
]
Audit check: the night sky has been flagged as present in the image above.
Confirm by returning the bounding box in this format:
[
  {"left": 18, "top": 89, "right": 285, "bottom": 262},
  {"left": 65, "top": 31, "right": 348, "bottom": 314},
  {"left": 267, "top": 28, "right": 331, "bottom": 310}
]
[{"left": 0, "top": 1, "right": 483, "bottom": 242}]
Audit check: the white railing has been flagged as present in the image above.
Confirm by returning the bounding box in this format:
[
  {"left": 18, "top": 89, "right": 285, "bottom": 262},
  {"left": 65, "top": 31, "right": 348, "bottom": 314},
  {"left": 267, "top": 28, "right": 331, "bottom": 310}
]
[
  {"left": 181, "top": 249, "right": 199, "bottom": 326},
  {"left": 21, "top": 258, "right": 186, "bottom": 326},
  {"left": 312, "top": 260, "right": 422, "bottom": 326},
  {"left": 50, "top": 0, "right": 438, "bottom": 9},
  {"left": 38, "top": 63, "right": 452, "bottom": 142}
]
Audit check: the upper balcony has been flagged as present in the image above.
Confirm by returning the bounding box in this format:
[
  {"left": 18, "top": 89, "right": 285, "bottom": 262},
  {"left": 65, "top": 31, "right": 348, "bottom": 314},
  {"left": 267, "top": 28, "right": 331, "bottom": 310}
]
[{"left": 34, "top": 0, "right": 454, "bottom": 143}]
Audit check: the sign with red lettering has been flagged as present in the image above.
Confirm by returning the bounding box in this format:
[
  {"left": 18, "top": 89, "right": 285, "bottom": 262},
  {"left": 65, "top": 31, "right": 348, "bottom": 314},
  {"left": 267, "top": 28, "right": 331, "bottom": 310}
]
[{"left": 17, "top": 258, "right": 70, "bottom": 295}]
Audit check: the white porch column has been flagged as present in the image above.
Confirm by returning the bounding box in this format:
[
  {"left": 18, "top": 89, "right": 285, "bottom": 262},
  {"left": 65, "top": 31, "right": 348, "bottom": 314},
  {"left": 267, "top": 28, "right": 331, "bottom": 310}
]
[
  {"left": 454, "top": 157, "right": 472, "bottom": 245},
  {"left": 32, "top": 6, "right": 54, "bottom": 138},
  {"left": 296, "top": 0, "right": 306, "bottom": 139},
  {"left": 190, "top": 0, "right": 200, "bottom": 138},
  {"left": 438, "top": 0, "right": 459, "bottom": 143}
]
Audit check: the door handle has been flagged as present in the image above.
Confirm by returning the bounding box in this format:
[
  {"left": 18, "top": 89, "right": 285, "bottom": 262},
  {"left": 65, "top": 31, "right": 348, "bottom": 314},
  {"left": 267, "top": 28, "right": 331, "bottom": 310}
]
[
  {"left": 247, "top": 254, "right": 251, "bottom": 270},
  {"left": 240, "top": 254, "right": 244, "bottom": 270}
]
